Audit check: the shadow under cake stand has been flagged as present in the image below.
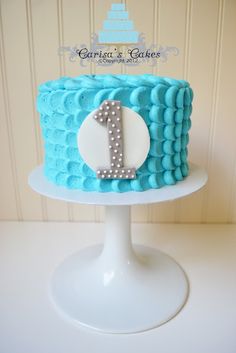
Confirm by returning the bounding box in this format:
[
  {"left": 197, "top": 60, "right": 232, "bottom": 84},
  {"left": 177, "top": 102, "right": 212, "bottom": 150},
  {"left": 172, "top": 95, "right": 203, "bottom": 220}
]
[{"left": 28, "top": 163, "right": 207, "bottom": 334}]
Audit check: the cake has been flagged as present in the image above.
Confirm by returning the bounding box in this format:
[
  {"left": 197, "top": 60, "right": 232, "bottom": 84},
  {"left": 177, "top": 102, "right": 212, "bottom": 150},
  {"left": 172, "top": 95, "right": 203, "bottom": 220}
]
[
  {"left": 98, "top": 3, "right": 139, "bottom": 44},
  {"left": 37, "top": 74, "right": 193, "bottom": 192}
]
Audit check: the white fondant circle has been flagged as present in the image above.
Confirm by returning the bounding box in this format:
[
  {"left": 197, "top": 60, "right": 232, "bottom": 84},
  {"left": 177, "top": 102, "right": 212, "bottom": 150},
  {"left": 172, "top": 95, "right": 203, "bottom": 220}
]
[{"left": 77, "top": 107, "right": 150, "bottom": 172}]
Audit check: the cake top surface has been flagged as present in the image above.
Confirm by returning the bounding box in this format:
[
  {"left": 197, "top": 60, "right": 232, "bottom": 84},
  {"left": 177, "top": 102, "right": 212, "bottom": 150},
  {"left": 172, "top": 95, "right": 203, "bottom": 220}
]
[{"left": 38, "top": 74, "right": 190, "bottom": 92}]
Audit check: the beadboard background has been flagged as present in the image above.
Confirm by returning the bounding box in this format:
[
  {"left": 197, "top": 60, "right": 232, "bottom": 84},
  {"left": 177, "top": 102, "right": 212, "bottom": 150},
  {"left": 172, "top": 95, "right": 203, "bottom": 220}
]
[{"left": 0, "top": 0, "right": 236, "bottom": 223}]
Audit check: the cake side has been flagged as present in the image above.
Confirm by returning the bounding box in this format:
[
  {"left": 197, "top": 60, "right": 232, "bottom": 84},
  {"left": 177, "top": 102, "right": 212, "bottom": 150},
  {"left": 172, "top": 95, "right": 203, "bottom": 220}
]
[{"left": 37, "top": 74, "right": 193, "bottom": 192}]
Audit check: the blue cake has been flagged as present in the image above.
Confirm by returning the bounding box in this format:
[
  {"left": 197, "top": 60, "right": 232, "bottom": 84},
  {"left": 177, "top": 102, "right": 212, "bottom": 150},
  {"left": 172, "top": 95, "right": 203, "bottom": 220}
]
[
  {"left": 37, "top": 74, "right": 193, "bottom": 192},
  {"left": 98, "top": 3, "right": 139, "bottom": 44}
]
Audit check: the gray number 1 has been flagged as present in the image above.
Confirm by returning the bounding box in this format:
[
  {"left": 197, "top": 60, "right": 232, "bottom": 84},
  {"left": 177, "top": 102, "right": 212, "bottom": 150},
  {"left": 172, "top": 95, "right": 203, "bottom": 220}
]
[{"left": 93, "top": 100, "right": 136, "bottom": 180}]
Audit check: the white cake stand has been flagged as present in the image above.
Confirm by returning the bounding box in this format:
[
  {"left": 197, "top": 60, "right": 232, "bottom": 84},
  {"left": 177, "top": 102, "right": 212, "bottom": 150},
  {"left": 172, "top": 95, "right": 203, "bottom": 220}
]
[{"left": 28, "top": 163, "right": 207, "bottom": 334}]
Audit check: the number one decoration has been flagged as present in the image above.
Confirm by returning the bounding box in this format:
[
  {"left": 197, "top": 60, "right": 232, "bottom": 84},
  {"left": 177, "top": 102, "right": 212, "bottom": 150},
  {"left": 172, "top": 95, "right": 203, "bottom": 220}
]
[{"left": 93, "top": 100, "right": 136, "bottom": 180}]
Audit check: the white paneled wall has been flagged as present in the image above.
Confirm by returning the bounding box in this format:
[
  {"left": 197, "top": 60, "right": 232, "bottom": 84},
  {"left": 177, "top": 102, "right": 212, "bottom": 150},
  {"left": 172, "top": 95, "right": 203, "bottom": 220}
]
[{"left": 0, "top": 0, "right": 236, "bottom": 223}]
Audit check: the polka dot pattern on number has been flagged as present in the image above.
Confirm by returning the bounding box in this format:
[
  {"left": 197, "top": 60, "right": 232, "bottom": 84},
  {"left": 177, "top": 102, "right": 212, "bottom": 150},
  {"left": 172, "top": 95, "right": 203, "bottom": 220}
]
[{"left": 92, "top": 100, "right": 136, "bottom": 180}]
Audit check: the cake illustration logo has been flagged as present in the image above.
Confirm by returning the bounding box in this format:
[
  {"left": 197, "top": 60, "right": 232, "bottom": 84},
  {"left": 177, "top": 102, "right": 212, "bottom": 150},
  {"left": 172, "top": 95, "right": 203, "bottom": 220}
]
[
  {"left": 58, "top": 3, "right": 179, "bottom": 67},
  {"left": 98, "top": 3, "right": 139, "bottom": 44}
]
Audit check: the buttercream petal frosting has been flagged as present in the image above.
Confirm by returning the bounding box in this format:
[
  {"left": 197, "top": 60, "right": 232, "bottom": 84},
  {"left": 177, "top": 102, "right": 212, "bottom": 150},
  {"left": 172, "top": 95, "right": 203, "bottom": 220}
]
[{"left": 37, "top": 74, "right": 193, "bottom": 192}]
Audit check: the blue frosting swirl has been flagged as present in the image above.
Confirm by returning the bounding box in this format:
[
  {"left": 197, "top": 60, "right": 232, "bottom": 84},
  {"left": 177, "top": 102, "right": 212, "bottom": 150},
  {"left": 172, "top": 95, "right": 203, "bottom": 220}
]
[{"left": 37, "top": 74, "right": 193, "bottom": 192}]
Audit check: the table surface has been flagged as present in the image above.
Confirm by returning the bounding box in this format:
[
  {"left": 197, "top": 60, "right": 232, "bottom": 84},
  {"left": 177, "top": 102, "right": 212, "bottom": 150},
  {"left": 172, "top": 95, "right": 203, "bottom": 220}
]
[{"left": 0, "top": 221, "right": 236, "bottom": 353}]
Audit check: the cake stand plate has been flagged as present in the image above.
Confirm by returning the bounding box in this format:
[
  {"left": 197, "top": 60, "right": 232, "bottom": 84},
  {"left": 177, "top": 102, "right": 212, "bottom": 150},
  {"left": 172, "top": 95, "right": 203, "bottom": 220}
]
[
  {"left": 28, "top": 163, "right": 207, "bottom": 333},
  {"left": 29, "top": 163, "right": 206, "bottom": 205}
]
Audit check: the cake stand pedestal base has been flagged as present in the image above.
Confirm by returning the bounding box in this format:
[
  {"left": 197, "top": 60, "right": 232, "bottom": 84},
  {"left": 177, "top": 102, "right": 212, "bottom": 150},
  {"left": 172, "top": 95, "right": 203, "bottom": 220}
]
[
  {"left": 28, "top": 163, "right": 207, "bottom": 334},
  {"left": 50, "top": 206, "right": 188, "bottom": 334}
]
